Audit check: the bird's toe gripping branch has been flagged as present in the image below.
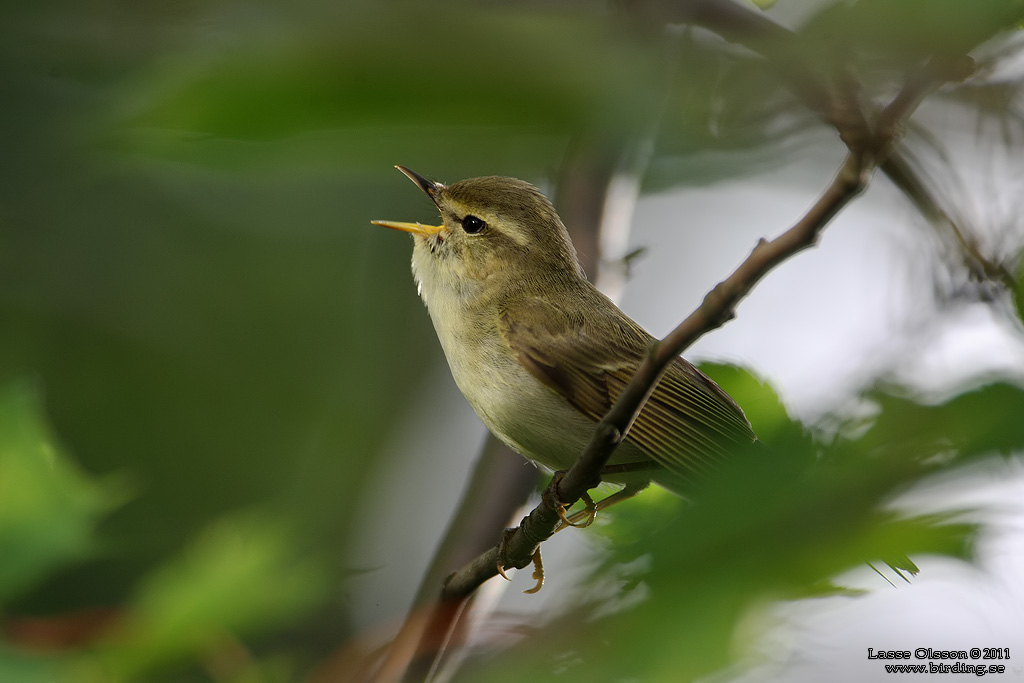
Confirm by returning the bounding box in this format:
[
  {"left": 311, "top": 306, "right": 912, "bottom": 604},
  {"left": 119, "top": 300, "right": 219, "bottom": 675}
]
[
  {"left": 496, "top": 528, "right": 545, "bottom": 594},
  {"left": 557, "top": 491, "right": 598, "bottom": 529},
  {"left": 543, "top": 470, "right": 598, "bottom": 530}
]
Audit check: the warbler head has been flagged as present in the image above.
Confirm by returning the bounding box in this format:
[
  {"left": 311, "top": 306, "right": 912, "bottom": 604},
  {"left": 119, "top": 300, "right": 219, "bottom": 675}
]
[{"left": 372, "top": 166, "right": 585, "bottom": 300}]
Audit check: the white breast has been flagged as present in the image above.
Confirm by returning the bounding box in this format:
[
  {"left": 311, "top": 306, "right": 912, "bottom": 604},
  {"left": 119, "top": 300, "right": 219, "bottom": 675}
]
[{"left": 411, "top": 239, "right": 649, "bottom": 477}]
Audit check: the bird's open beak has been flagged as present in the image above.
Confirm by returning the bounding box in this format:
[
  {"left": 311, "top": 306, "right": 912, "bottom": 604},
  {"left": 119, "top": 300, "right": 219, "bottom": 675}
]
[
  {"left": 395, "top": 165, "right": 439, "bottom": 199},
  {"left": 370, "top": 219, "right": 444, "bottom": 236},
  {"left": 371, "top": 165, "right": 445, "bottom": 236}
]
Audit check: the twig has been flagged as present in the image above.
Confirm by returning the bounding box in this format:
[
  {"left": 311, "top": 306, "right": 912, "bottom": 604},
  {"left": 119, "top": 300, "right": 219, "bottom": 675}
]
[
  {"left": 665, "top": 0, "right": 989, "bottom": 263},
  {"left": 881, "top": 151, "right": 1017, "bottom": 290},
  {"left": 364, "top": 439, "right": 533, "bottom": 683},
  {"left": 634, "top": 0, "right": 847, "bottom": 125}
]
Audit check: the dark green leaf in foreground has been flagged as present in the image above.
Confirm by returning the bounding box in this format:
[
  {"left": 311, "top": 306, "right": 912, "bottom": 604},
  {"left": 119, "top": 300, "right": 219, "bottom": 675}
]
[{"left": 457, "top": 381, "right": 1024, "bottom": 682}]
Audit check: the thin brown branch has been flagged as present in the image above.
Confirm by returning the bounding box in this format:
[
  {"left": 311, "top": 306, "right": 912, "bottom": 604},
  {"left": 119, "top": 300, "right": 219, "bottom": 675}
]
[
  {"left": 629, "top": 0, "right": 852, "bottom": 127},
  {"left": 882, "top": 151, "right": 1017, "bottom": 290},
  {"left": 876, "top": 63, "right": 1017, "bottom": 291},
  {"left": 364, "top": 438, "right": 533, "bottom": 683}
]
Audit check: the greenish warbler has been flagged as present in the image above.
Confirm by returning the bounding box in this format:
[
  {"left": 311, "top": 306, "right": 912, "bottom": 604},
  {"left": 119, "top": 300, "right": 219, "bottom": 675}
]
[{"left": 373, "top": 166, "right": 754, "bottom": 495}]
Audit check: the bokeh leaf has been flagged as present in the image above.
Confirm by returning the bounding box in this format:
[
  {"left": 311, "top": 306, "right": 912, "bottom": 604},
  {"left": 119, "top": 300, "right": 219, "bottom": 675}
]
[
  {"left": 455, "top": 378, "right": 1020, "bottom": 682},
  {"left": 0, "top": 380, "right": 124, "bottom": 604},
  {"left": 86, "top": 514, "right": 330, "bottom": 681}
]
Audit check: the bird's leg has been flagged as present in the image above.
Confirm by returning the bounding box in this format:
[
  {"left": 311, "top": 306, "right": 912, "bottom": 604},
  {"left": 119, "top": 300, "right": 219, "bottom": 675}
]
[
  {"left": 542, "top": 471, "right": 596, "bottom": 529},
  {"left": 547, "top": 464, "right": 653, "bottom": 531},
  {"left": 557, "top": 490, "right": 598, "bottom": 528},
  {"left": 499, "top": 468, "right": 652, "bottom": 592}
]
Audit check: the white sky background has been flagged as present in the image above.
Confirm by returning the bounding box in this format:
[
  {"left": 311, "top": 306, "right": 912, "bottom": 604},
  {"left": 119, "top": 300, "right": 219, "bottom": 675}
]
[
  {"left": 349, "top": 68, "right": 1024, "bottom": 682},
  {"left": 629, "top": 100, "right": 1024, "bottom": 681},
  {"left": 622, "top": 126, "right": 1024, "bottom": 681}
]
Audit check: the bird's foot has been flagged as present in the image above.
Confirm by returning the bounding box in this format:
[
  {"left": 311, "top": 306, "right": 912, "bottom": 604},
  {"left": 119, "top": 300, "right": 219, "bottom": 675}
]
[
  {"left": 523, "top": 547, "right": 544, "bottom": 594},
  {"left": 496, "top": 528, "right": 545, "bottom": 593},
  {"left": 543, "top": 470, "right": 598, "bottom": 530},
  {"left": 546, "top": 467, "right": 650, "bottom": 531},
  {"left": 558, "top": 482, "right": 648, "bottom": 530},
  {"left": 557, "top": 490, "right": 597, "bottom": 528}
]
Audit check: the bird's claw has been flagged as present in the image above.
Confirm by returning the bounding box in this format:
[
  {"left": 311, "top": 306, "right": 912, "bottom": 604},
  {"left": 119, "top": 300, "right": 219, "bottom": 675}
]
[
  {"left": 557, "top": 490, "right": 598, "bottom": 528},
  {"left": 523, "top": 548, "right": 544, "bottom": 594},
  {"left": 496, "top": 528, "right": 545, "bottom": 593},
  {"left": 496, "top": 528, "right": 516, "bottom": 582}
]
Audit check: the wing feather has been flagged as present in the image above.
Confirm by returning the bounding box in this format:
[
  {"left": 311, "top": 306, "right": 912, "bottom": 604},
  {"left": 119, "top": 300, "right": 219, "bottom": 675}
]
[{"left": 499, "top": 295, "right": 754, "bottom": 488}]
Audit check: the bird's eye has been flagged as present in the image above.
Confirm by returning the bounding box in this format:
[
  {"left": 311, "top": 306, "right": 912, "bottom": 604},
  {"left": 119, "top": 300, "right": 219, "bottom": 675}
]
[{"left": 461, "top": 215, "right": 486, "bottom": 234}]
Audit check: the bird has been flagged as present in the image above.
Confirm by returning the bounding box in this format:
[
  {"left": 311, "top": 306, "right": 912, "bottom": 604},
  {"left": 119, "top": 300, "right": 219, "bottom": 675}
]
[{"left": 372, "top": 166, "right": 754, "bottom": 506}]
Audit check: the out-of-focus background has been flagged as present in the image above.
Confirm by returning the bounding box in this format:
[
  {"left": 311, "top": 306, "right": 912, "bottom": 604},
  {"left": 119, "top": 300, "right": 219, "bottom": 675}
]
[{"left": 2, "top": 1, "right": 1024, "bottom": 681}]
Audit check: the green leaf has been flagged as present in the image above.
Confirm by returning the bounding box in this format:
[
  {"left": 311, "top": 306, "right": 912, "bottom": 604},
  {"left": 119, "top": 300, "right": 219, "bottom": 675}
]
[
  {"left": 0, "top": 380, "right": 124, "bottom": 604},
  {"left": 698, "top": 363, "right": 808, "bottom": 448},
  {"left": 104, "top": 6, "right": 660, "bottom": 171},
  {"left": 861, "top": 383, "right": 1024, "bottom": 460},
  {"left": 88, "top": 513, "right": 330, "bottom": 680},
  {"left": 459, "top": 380, "right": 1005, "bottom": 682}
]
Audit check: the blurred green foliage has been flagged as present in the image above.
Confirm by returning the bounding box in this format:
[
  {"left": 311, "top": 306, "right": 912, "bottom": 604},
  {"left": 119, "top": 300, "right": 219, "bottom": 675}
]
[
  {"left": 0, "top": 381, "right": 121, "bottom": 606},
  {"left": 456, "top": 373, "right": 1024, "bottom": 682},
  {"left": 1, "top": 0, "right": 1023, "bottom": 681},
  {"left": 92, "top": 512, "right": 329, "bottom": 681},
  {"left": 0, "top": 383, "right": 328, "bottom": 681},
  {"left": 1016, "top": 257, "right": 1024, "bottom": 323}
]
